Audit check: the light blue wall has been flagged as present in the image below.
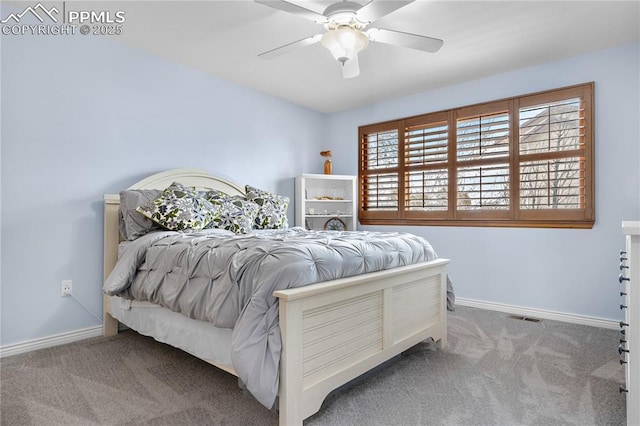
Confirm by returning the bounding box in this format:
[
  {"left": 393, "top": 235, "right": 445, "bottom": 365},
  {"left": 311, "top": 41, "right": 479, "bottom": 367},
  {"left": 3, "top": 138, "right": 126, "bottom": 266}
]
[
  {"left": 2, "top": 26, "right": 638, "bottom": 348},
  {"left": 326, "top": 42, "right": 640, "bottom": 321},
  {"left": 1, "top": 32, "right": 327, "bottom": 346}
]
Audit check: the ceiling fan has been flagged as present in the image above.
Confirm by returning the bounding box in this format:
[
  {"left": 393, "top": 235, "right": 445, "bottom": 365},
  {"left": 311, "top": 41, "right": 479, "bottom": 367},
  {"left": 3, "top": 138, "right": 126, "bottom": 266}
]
[{"left": 255, "top": 0, "right": 443, "bottom": 79}]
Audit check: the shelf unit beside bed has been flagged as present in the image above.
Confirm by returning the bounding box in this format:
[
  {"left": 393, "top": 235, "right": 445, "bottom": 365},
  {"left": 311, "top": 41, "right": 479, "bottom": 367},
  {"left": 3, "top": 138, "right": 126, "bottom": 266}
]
[
  {"left": 295, "top": 174, "right": 357, "bottom": 231},
  {"left": 103, "top": 168, "right": 449, "bottom": 426}
]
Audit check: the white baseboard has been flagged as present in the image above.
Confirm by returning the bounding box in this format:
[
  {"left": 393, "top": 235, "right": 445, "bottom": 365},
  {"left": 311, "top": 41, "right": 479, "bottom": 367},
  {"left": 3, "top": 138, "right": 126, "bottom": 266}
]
[
  {"left": 0, "top": 326, "right": 103, "bottom": 358},
  {"left": 0, "top": 299, "right": 619, "bottom": 359},
  {"left": 456, "top": 297, "right": 620, "bottom": 330}
]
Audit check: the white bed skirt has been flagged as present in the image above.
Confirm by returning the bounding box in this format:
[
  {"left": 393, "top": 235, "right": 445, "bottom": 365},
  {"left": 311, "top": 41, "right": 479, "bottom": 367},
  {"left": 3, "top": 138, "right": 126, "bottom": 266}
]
[{"left": 108, "top": 295, "right": 235, "bottom": 374}]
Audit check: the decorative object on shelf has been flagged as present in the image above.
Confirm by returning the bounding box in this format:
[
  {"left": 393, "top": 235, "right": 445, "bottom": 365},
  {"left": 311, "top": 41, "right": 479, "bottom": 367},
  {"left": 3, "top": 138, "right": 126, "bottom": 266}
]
[
  {"left": 324, "top": 217, "right": 346, "bottom": 231},
  {"left": 321, "top": 150, "right": 333, "bottom": 175},
  {"left": 313, "top": 195, "right": 344, "bottom": 200}
]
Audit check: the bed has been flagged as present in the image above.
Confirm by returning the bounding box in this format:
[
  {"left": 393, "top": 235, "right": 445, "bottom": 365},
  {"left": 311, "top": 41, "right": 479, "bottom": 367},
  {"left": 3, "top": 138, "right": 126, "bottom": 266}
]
[{"left": 102, "top": 168, "right": 451, "bottom": 425}]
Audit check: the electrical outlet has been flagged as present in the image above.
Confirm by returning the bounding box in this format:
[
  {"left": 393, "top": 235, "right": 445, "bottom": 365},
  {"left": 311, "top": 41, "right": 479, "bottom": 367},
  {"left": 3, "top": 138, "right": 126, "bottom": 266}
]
[{"left": 61, "top": 280, "right": 72, "bottom": 297}]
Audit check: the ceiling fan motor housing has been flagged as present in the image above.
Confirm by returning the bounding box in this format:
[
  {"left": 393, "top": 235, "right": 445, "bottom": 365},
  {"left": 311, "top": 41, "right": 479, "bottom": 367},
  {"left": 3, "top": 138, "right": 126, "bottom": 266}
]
[{"left": 323, "top": 1, "right": 368, "bottom": 29}]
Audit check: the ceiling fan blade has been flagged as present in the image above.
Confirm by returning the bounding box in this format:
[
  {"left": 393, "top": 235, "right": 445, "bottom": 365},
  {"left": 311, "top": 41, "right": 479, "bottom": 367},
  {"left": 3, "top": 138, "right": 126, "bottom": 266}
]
[
  {"left": 368, "top": 28, "right": 443, "bottom": 53},
  {"left": 258, "top": 34, "right": 322, "bottom": 60},
  {"left": 341, "top": 55, "right": 360, "bottom": 79},
  {"left": 254, "top": 0, "right": 327, "bottom": 23},
  {"left": 356, "top": 0, "right": 414, "bottom": 24}
]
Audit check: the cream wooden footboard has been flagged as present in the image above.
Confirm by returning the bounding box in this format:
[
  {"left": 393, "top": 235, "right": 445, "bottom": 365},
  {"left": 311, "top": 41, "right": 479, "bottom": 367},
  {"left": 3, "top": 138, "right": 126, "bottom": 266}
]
[
  {"left": 102, "top": 168, "right": 449, "bottom": 426},
  {"left": 275, "top": 259, "right": 448, "bottom": 425}
]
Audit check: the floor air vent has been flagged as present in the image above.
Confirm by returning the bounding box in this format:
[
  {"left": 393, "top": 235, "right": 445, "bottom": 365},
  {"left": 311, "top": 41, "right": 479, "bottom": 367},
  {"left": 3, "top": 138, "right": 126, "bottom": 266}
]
[{"left": 508, "top": 315, "right": 542, "bottom": 323}]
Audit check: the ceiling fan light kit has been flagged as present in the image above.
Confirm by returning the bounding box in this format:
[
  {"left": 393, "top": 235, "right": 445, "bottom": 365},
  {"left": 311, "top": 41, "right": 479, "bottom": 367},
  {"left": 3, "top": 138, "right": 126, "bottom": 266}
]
[
  {"left": 255, "top": 0, "right": 443, "bottom": 79},
  {"left": 320, "top": 27, "right": 369, "bottom": 64}
]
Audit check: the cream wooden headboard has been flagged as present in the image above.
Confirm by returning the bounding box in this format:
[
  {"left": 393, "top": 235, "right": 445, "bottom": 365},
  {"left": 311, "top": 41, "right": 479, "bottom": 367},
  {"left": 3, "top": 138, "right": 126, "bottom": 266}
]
[{"left": 102, "top": 168, "right": 246, "bottom": 334}]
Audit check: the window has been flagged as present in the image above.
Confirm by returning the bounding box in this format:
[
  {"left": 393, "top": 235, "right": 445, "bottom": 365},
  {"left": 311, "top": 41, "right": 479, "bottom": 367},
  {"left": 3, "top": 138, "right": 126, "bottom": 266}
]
[{"left": 358, "top": 83, "right": 594, "bottom": 228}]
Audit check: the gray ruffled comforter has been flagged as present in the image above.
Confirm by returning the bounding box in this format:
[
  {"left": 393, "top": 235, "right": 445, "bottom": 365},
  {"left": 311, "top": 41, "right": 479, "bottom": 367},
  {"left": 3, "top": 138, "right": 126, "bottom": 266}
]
[{"left": 104, "top": 227, "right": 453, "bottom": 408}]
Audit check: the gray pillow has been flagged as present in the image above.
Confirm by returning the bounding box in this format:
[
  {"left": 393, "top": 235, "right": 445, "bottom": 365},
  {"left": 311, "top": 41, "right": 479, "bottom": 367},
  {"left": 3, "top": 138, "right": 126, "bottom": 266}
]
[
  {"left": 245, "top": 185, "right": 289, "bottom": 229},
  {"left": 119, "top": 189, "right": 162, "bottom": 240}
]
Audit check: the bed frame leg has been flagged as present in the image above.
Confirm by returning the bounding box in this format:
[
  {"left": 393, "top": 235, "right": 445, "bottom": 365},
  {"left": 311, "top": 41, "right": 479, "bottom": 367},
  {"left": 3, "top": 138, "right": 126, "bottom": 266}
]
[
  {"left": 279, "top": 402, "right": 302, "bottom": 426},
  {"left": 435, "top": 272, "right": 448, "bottom": 350},
  {"left": 103, "top": 294, "right": 118, "bottom": 336},
  {"left": 278, "top": 298, "right": 304, "bottom": 426}
]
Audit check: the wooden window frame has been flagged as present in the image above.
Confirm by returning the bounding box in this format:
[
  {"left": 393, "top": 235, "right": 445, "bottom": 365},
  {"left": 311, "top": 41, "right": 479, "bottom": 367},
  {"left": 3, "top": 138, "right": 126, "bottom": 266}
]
[{"left": 358, "top": 83, "right": 595, "bottom": 229}]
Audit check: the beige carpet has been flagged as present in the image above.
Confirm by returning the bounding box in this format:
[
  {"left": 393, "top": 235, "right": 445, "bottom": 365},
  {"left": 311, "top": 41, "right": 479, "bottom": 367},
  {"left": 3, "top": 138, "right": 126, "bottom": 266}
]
[{"left": 1, "top": 306, "right": 626, "bottom": 425}]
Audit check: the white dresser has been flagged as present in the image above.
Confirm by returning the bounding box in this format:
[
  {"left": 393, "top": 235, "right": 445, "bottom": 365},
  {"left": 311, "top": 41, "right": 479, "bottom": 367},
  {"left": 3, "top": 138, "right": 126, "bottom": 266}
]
[{"left": 621, "top": 221, "right": 640, "bottom": 426}]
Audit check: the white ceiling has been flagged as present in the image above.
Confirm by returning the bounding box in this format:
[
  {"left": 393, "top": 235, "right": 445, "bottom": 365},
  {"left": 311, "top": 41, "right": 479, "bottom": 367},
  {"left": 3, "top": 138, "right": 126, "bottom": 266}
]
[{"left": 103, "top": 1, "right": 639, "bottom": 113}]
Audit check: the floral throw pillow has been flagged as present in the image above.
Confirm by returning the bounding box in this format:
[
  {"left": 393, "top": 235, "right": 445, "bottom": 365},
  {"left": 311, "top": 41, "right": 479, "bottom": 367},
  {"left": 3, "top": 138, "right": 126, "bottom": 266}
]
[
  {"left": 203, "top": 190, "right": 259, "bottom": 234},
  {"left": 136, "top": 182, "right": 217, "bottom": 232},
  {"left": 245, "top": 185, "right": 289, "bottom": 230}
]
